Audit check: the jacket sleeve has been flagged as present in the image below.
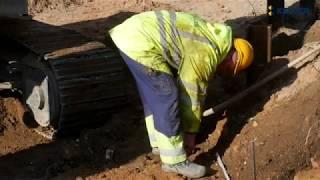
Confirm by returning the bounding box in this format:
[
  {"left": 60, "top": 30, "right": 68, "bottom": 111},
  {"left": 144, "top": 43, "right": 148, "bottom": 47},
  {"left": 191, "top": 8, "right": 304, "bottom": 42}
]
[{"left": 178, "top": 53, "right": 217, "bottom": 133}]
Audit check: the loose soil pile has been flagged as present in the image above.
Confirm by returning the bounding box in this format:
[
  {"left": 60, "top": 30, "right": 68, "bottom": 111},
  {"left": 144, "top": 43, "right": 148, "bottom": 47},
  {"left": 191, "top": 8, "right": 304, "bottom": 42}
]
[
  {"left": 28, "top": 0, "right": 88, "bottom": 14},
  {"left": 0, "top": 0, "right": 319, "bottom": 179}
]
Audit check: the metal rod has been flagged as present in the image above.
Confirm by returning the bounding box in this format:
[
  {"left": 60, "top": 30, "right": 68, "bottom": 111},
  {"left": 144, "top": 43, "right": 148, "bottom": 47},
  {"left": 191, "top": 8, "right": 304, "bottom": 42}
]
[
  {"left": 251, "top": 141, "right": 257, "bottom": 180},
  {"left": 216, "top": 152, "right": 231, "bottom": 180},
  {"left": 203, "top": 44, "right": 320, "bottom": 117},
  {"left": 0, "top": 82, "right": 12, "bottom": 90}
]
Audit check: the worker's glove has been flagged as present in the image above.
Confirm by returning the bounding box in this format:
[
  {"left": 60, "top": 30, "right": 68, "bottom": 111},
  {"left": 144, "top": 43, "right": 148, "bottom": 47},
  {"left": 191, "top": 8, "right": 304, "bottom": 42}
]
[{"left": 183, "top": 132, "right": 197, "bottom": 155}]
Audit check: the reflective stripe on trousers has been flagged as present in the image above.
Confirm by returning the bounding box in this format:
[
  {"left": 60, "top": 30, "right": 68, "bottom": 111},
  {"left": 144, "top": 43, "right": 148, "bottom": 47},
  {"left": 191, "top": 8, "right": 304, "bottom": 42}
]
[
  {"left": 119, "top": 50, "right": 186, "bottom": 164},
  {"left": 145, "top": 115, "right": 158, "bottom": 147},
  {"left": 145, "top": 115, "right": 186, "bottom": 164}
]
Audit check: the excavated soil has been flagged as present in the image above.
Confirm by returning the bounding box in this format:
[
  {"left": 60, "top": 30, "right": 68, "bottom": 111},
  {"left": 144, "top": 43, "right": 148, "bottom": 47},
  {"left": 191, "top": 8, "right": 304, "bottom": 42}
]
[
  {"left": 28, "top": 0, "right": 88, "bottom": 14},
  {"left": 0, "top": 0, "right": 320, "bottom": 179}
]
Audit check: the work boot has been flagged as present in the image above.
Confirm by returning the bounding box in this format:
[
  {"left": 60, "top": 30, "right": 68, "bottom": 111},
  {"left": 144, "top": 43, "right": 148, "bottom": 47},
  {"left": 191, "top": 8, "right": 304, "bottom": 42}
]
[
  {"left": 162, "top": 160, "right": 206, "bottom": 178},
  {"left": 151, "top": 147, "right": 160, "bottom": 155}
]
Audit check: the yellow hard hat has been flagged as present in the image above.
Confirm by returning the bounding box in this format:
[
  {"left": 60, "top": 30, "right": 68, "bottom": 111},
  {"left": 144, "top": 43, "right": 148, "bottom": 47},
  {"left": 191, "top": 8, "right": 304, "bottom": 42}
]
[{"left": 233, "top": 38, "right": 254, "bottom": 74}]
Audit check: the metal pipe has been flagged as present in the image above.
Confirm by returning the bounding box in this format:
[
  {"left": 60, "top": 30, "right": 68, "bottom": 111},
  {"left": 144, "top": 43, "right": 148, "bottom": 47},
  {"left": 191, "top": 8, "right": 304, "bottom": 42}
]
[
  {"left": 0, "top": 82, "right": 12, "bottom": 90},
  {"left": 251, "top": 141, "right": 257, "bottom": 180},
  {"left": 216, "top": 152, "right": 231, "bottom": 180},
  {"left": 203, "top": 44, "right": 320, "bottom": 117}
]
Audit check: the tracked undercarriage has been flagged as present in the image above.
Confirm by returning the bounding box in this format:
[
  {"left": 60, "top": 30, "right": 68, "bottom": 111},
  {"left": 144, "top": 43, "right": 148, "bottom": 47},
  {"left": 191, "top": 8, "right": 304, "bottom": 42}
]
[{"left": 0, "top": 17, "right": 127, "bottom": 136}]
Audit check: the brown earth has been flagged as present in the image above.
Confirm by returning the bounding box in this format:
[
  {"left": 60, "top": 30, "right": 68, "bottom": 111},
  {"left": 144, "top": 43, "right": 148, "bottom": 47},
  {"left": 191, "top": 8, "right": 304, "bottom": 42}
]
[
  {"left": 0, "top": 0, "right": 320, "bottom": 179},
  {"left": 28, "top": 0, "right": 89, "bottom": 14}
]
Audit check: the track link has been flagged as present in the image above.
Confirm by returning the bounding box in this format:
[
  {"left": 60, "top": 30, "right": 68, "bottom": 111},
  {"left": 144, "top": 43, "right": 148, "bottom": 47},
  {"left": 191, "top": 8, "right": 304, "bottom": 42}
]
[
  {"left": 49, "top": 49, "right": 127, "bottom": 132},
  {"left": 0, "top": 17, "right": 128, "bottom": 134}
]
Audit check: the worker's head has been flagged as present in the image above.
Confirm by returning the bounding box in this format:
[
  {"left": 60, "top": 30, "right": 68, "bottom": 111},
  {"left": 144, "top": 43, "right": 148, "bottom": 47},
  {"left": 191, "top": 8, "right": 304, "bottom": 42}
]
[{"left": 217, "top": 38, "right": 254, "bottom": 76}]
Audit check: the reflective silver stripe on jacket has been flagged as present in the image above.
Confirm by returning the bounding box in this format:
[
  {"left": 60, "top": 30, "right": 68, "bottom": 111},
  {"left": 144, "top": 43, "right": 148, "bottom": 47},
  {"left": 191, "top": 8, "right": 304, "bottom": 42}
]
[
  {"left": 149, "top": 134, "right": 157, "bottom": 142},
  {"left": 178, "top": 79, "right": 207, "bottom": 95},
  {"left": 155, "top": 11, "right": 218, "bottom": 69},
  {"left": 179, "top": 30, "right": 218, "bottom": 52},
  {"left": 155, "top": 11, "right": 170, "bottom": 63},
  {"left": 155, "top": 11, "right": 180, "bottom": 69},
  {"left": 169, "top": 11, "right": 182, "bottom": 66},
  {"left": 180, "top": 93, "right": 205, "bottom": 106},
  {"left": 160, "top": 147, "right": 186, "bottom": 157}
]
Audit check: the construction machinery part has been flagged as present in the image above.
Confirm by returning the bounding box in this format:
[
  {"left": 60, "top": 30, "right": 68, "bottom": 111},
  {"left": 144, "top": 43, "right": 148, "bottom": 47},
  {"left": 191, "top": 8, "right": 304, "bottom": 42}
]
[
  {"left": 247, "top": 24, "right": 272, "bottom": 83},
  {"left": 248, "top": 25, "right": 272, "bottom": 64},
  {"left": 0, "top": 82, "right": 12, "bottom": 90},
  {"left": 49, "top": 49, "right": 127, "bottom": 132},
  {"left": 0, "top": 17, "right": 128, "bottom": 134},
  {"left": 0, "top": 0, "right": 27, "bottom": 17},
  {"left": 267, "top": 0, "right": 284, "bottom": 27},
  {"left": 22, "top": 53, "right": 59, "bottom": 127}
]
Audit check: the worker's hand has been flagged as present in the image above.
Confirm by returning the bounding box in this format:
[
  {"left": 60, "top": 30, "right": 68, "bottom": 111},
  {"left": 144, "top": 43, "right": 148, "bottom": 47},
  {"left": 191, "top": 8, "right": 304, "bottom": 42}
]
[{"left": 184, "top": 133, "right": 197, "bottom": 155}]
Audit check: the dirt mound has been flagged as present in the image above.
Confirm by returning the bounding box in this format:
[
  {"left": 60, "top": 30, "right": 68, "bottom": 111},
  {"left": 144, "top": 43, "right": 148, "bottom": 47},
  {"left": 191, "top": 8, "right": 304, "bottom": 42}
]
[
  {"left": 0, "top": 98, "right": 23, "bottom": 135},
  {"left": 28, "top": 0, "right": 88, "bottom": 14},
  {"left": 0, "top": 98, "right": 48, "bottom": 156},
  {"left": 295, "top": 158, "right": 320, "bottom": 180},
  {"left": 295, "top": 169, "right": 320, "bottom": 180},
  {"left": 304, "top": 20, "right": 320, "bottom": 44}
]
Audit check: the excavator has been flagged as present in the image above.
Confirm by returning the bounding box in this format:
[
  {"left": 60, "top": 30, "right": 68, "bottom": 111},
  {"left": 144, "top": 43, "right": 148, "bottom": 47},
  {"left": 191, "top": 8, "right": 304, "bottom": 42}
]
[{"left": 0, "top": 0, "right": 128, "bottom": 136}]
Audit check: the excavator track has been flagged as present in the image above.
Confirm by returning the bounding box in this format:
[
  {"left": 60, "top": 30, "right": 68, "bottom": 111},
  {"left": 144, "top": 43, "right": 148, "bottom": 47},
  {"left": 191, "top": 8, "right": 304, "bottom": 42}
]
[
  {"left": 0, "top": 17, "right": 128, "bottom": 135},
  {"left": 49, "top": 50, "right": 127, "bottom": 132}
]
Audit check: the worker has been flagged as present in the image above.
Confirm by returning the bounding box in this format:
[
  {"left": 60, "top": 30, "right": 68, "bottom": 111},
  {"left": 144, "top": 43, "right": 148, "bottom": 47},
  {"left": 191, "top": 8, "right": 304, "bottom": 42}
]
[{"left": 109, "top": 10, "right": 254, "bottom": 178}]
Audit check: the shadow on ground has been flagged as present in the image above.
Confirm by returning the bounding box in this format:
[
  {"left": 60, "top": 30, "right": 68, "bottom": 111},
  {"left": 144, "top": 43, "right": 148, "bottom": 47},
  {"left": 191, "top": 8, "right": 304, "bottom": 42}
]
[{"left": 0, "top": 105, "right": 150, "bottom": 179}]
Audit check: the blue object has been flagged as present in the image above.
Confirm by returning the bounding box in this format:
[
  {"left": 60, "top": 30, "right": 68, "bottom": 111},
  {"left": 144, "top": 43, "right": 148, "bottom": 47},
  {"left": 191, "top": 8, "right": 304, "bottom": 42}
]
[{"left": 119, "top": 51, "right": 181, "bottom": 137}]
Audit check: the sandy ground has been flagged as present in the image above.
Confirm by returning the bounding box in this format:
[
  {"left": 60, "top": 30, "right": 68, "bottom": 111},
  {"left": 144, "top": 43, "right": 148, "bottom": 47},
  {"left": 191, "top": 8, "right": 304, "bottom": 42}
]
[{"left": 0, "top": 0, "right": 320, "bottom": 179}]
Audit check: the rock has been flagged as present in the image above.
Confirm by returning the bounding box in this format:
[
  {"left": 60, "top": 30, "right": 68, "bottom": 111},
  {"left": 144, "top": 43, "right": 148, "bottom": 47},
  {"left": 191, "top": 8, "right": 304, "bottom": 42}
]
[
  {"left": 232, "top": 144, "right": 240, "bottom": 153},
  {"left": 249, "top": 117, "right": 256, "bottom": 122},
  {"left": 75, "top": 176, "right": 84, "bottom": 180},
  {"left": 259, "top": 141, "right": 265, "bottom": 146},
  {"left": 311, "top": 158, "right": 320, "bottom": 169},
  {"left": 225, "top": 9, "right": 232, "bottom": 13},
  {"left": 253, "top": 121, "right": 258, "bottom": 127}
]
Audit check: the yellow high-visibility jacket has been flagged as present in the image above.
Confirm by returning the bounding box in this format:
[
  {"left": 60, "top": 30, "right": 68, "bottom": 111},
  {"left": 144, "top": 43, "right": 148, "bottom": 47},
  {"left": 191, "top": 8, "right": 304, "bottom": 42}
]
[{"left": 110, "top": 11, "right": 232, "bottom": 133}]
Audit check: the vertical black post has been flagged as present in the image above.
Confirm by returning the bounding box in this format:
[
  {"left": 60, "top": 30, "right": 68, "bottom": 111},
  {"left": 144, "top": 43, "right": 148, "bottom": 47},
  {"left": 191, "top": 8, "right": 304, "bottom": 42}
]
[
  {"left": 247, "top": 25, "right": 272, "bottom": 84},
  {"left": 301, "top": 0, "right": 318, "bottom": 26},
  {"left": 300, "top": 0, "right": 317, "bottom": 19},
  {"left": 300, "top": 0, "right": 315, "bottom": 9},
  {"left": 267, "top": 0, "right": 285, "bottom": 28},
  {"left": 251, "top": 141, "right": 256, "bottom": 180}
]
